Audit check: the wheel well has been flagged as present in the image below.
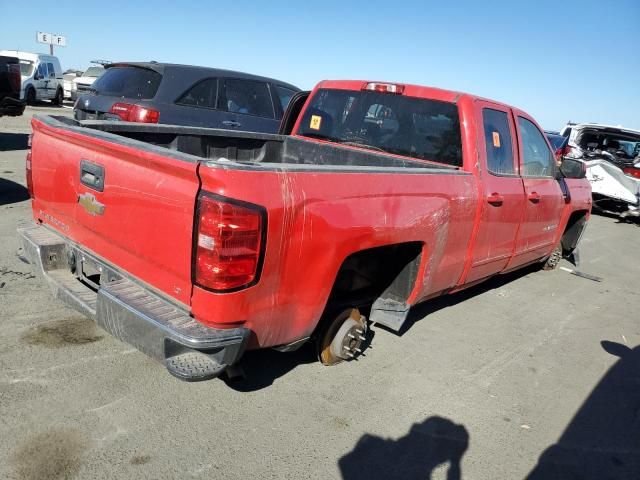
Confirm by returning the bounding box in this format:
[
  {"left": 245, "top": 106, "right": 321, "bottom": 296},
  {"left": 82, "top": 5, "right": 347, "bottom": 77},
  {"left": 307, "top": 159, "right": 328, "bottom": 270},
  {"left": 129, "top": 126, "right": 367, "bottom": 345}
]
[
  {"left": 324, "top": 242, "right": 423, "bottom": 314},
  {"left": 561, "top": 210, "right": 589, "bottom": 254}
]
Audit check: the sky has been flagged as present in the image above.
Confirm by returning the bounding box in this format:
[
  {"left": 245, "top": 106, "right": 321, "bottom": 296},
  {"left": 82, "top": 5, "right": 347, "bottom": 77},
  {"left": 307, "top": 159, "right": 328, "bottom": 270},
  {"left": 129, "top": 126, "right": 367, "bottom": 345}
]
[{"left": 1, "top": 0, "right": 638, "bottom": 130}]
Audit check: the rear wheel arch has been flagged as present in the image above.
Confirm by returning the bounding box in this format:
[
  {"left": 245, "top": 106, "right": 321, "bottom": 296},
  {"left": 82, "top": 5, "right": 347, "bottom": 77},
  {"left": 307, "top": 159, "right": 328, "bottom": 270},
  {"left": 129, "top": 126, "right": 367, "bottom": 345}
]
[{"left": 313, "top": 241, "right": 424, "bottom": 337}]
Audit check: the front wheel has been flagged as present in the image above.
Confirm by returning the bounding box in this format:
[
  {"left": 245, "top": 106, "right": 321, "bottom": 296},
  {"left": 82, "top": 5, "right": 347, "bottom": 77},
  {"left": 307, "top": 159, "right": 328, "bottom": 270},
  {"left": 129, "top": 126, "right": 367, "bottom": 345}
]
[
  {"left": 25, "top": 87, "right": 36, "bottom": 105},
  {"left": 52, "top": 88, "right": 63, "bottom": 106}
]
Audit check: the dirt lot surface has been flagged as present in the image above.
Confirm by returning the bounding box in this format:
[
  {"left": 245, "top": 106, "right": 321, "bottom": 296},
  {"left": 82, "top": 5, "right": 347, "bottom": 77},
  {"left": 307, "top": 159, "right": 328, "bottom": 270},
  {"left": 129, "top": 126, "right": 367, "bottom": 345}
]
[{"left": 1, "top": 107, "right": 639, "bottom": 479}]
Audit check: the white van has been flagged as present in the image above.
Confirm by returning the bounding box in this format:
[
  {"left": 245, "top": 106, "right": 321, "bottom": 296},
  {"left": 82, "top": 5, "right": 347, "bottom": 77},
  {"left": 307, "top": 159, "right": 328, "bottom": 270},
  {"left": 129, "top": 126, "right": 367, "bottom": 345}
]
[{"left": 0, "top": 51, "right": 64, "bottom": 105}]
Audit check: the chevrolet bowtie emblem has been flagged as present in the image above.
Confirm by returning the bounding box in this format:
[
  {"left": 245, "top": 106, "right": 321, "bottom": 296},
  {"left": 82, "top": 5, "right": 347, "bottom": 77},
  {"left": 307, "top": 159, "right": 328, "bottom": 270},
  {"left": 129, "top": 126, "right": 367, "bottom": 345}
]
[{"left": 78, "top": 193, "right": 105, "bottom": 216}]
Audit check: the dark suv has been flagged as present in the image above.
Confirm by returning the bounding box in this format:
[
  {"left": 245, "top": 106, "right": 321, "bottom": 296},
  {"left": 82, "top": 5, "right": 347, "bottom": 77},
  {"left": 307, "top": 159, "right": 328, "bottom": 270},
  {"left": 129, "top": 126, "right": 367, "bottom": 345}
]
[
  {"left": 0, "top": 56, "right": 25, "bottom": 117},
  {"left": 73, "top": 62, "right": 299, "bottom": 133}
]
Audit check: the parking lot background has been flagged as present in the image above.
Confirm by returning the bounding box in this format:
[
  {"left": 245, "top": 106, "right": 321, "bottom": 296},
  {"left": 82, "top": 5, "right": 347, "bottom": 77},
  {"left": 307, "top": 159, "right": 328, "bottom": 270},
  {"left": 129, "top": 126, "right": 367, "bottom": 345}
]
[{"left": 1, "top": 106, "right": 639, "bottom": 479}]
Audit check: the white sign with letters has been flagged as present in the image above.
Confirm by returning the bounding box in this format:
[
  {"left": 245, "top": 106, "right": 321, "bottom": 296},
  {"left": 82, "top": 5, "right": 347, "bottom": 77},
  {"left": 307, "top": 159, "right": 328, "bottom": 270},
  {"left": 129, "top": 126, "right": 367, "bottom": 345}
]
[{"left": 36, "top": 31, "right": 66, "bottom": 47}]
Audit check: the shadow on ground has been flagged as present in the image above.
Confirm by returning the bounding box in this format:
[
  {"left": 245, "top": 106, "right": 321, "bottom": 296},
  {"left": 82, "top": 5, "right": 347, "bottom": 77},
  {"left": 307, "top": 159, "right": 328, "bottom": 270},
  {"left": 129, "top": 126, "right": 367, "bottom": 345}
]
[
  {"left": 397, "top": 263, "right": 542, "bottom": 336},
  {"left": 339, "top": 416, "right": 469, "bottom": 479},
  {"left": 223, "top": 343, "right": 317, "bottom": 392},
  {"left": 0, "top": 177, "right": 29, "bottom": 205},
  {"left": 526, "top": 340, "right": 640, "bottom": 479},
  {"left": 0, "top": 132, "right": 29, "bottom": 151}
]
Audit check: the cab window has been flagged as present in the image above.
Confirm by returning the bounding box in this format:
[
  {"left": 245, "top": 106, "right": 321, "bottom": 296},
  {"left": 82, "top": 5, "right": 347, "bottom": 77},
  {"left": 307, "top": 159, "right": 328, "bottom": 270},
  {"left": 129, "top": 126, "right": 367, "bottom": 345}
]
[
  {"left": 482, "top": 108, "right": 515, "bottom": 175},
  {"left": 518, "top": 117, "right": 555, "bottom": 177}
]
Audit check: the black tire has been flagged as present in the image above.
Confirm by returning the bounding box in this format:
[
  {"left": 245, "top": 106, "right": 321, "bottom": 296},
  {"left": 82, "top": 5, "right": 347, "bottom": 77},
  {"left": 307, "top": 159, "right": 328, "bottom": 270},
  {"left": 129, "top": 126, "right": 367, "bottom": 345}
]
[
  {"left": 52, "top": 88, "right": 63, "bottom": 106},
  {"left": 25, "top": 87, "right": 36, "bottom": 105}
]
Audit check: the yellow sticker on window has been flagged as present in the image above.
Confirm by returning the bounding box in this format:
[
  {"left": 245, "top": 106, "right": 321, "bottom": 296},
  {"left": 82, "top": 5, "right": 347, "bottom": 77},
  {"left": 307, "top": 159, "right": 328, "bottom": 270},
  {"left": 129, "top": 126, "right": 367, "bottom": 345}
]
[
  {"left": 492, "top": 131, "right": 501, "bottom": 148},
  {"left": 310, "top": 115, "right": 322, "bottom": 130}
]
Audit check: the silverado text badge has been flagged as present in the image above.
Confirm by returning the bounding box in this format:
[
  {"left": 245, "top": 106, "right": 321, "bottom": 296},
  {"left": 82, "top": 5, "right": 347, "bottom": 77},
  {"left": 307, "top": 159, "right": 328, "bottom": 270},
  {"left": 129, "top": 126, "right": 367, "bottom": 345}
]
[{"left": 78, "top": 193, "right": 105, "bottom": 216}]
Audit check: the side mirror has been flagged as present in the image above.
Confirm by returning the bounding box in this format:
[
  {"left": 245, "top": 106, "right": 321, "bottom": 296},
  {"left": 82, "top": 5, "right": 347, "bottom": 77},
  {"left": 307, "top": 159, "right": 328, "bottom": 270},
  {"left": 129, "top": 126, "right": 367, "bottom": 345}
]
[
  {"left": 559, "top": 157, "right": 587, "bottom": 179},
  {"left": 34, "top": 73, "right": 42, "bottom": 80}
]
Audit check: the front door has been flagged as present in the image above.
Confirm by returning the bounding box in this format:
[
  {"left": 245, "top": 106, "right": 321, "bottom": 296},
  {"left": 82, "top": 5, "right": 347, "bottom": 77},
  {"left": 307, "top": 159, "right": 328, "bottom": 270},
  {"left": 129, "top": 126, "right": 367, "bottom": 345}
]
[
  {"left": 34, "top": 63, "right": 50, "bottom": 99},
  {"left": 507, "top": 113, "right": 565, "bottom": 268},
  {"left": 466, "top": 103, "right": 526, "bottom": 283}
]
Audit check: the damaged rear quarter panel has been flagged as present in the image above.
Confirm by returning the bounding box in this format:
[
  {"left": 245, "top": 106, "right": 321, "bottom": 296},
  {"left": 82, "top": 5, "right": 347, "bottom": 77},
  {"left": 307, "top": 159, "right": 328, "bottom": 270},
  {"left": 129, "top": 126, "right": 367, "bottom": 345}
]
[{"left": 191, "top": 165, "right": 477, "bottom": 349}]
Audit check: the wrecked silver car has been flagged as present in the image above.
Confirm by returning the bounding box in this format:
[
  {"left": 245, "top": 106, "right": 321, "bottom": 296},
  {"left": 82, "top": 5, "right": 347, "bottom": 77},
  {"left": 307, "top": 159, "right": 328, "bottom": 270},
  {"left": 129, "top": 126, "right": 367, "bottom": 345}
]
[{"left": 562, "top": 123, "right": 640, "bottom": 218}]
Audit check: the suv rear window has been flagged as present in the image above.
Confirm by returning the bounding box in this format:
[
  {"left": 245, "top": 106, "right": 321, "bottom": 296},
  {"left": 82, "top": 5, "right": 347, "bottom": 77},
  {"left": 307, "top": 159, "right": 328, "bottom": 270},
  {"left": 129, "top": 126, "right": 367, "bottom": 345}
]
[
  {"left": 297, "top": 88, "right": 462, "bottom": 166},
  {"left": 91, "top": 66, "right": 162, "bottom": 99}
]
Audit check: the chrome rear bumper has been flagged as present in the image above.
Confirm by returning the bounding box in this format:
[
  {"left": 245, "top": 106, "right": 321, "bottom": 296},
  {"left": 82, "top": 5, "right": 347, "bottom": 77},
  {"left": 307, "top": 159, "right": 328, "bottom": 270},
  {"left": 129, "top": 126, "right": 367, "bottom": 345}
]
[{"left": 17, "top": 223, "right": 249, "bottom": 381}]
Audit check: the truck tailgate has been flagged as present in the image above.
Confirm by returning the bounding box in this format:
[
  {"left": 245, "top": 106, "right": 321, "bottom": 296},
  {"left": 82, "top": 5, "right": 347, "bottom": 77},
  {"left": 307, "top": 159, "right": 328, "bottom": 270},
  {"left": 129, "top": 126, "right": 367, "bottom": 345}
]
[{"left": 29, "top": 117, "right": 200, "bottom": 305}]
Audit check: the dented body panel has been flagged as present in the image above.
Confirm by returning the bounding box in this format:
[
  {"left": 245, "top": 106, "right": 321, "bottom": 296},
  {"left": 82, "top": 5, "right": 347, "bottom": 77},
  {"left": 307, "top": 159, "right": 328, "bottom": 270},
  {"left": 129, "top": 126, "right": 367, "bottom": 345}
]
[{"left": 25, "top": 80, "right": 592, "bottom": 358}]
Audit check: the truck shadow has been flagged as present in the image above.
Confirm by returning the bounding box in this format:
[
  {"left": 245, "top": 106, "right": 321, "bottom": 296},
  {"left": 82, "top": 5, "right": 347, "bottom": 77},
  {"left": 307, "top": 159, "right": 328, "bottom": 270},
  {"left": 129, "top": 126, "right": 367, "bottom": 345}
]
[
  {"left": 0, "top": 177, "right": 30, "bottom": 205},
  {"left": 0, "top": 132, "right": 29, "bottom": 151},
  {"left": 223, "top": 343, "right": 317, "bottom": 392},
  {"left": 338, "top": 415, "right": 469, "bottom": 480},
  {"left": 526, "top": 340, "right": 640, "bottom": 479},
  {"left": 398, "top": 263, "right": 542, "bottom": 336}
]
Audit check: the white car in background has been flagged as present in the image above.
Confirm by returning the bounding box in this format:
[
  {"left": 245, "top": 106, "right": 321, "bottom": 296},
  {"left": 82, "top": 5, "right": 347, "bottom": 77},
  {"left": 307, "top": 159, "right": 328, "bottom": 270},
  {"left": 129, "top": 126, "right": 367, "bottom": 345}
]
[
  {"left": 0, "top": 50, "right": 64, "bottom": 105},
  {"left": 70, "top": 65, "right": 105, "bottom": 101},
  {"left": 63, "top": 69, "right": 83, "bottom": 99}
]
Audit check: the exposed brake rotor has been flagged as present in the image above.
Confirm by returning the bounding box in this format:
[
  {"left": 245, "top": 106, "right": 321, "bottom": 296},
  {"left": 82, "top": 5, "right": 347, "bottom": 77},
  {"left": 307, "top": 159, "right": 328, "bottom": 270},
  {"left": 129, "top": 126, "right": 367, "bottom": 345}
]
[{"left": 318, "top": 308, "right": 368, "bottom": 366}]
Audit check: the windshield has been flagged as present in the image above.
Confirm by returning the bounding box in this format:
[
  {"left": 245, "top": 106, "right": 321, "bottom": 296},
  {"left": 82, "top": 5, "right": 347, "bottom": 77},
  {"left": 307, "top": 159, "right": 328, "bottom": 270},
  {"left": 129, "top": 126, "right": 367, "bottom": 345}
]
[
  {"left": 83, "top": 66, "right": 104, "bottom": 77},
  {"left": 297, "top": 88, "right": 462, "bottom": 166},
  {"left": 19, "top": 60, "right": 34, "bottom": 76},
  {"left": 577, "top": 129, "right": 640, "bottom": 159},
  {"left": 91, "top": 66, "right": 162, "bottom": 99}
]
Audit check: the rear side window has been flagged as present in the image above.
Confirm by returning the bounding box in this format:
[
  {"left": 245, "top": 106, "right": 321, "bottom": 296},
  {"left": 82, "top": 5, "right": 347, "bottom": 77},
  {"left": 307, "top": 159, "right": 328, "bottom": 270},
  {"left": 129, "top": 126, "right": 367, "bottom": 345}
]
[
  {"left": 47, "top": 62, "right": 56, "bottom": 78},
  {"left": 221, "top": 79, "right": 274, "bottom": 118},
  {"left": 92, "top": 67, "right": 162, "bottom": 99},
  {"left": 482, "top": 108, "right": 514, "bottom": 175},
  {"left": 518, "top": 117, "right": 555, "bottom": 177},
  {"left": 275, "top": 85, "right": 296, "bottom": 111},
  {"left": 298, "top": 88, "right": 462, "bottom": 166},
  {"left": 176, "top": 78, "right": 218, "bottom": 108}
]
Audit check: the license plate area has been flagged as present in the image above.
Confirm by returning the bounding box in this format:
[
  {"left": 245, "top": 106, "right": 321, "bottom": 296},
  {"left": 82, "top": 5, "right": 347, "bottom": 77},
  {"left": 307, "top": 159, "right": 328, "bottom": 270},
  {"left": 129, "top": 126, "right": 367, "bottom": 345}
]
[{"left": 71, "top": 249, "right": 121, "bottom": 291}]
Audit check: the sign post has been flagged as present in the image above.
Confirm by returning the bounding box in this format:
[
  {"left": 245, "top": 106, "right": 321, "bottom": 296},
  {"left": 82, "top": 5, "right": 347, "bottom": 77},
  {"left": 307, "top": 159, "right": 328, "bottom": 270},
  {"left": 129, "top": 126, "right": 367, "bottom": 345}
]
[{"left": 36, "top": 32, "right": 67, "bottom": 55}]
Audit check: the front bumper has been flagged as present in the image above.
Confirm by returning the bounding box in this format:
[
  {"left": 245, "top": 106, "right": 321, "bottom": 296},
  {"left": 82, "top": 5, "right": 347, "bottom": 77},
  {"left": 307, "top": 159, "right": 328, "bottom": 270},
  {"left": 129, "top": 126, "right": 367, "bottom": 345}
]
[{"left": 17, "top": 223, "right": 250, "bottom": 381}]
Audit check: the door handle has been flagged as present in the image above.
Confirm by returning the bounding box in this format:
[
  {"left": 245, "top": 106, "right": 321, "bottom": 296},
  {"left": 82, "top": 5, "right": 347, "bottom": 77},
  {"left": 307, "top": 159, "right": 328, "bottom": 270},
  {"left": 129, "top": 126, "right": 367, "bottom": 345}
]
[
  {"left": 487, "top": 193, "right": 504, "bottom": 206},
  {"left": 528, "top": 191, "right": 541, "bottom": 203},
  {"left": 222, "top": 120, "right": 241, "bottom": 128}
]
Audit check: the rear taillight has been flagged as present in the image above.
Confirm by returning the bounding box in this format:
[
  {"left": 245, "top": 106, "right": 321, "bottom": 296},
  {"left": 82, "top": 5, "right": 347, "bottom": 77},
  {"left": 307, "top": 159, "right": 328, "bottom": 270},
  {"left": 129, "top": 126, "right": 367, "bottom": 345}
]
[
  {"left": 109, "top": 102, "right": 160, "bottom": 123},
  {"left": 26, "top": 151, "right": 33, "bottom": 198},
  {"left": 8, "top": 64, "right": 21, "bottom": 92},
  {"left": 194, "top": 194, "right": 265, "bottom": 291},
  {"left": 362, "top": 82, "right": 405, "bottom": 94}
]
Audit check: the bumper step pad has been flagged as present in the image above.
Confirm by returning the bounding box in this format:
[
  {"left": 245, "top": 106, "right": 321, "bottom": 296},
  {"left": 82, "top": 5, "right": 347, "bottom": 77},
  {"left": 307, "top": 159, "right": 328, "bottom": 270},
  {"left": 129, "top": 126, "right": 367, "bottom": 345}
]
[{"left": 165, "top": 351, "right": 228, "bottom": 382}]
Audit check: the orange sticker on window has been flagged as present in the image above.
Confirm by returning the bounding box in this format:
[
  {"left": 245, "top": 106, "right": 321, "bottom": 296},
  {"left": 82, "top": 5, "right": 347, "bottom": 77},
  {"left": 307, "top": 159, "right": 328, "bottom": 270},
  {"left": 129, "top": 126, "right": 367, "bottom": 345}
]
[
  {"left": 310, "top": 115, "right": 322, "bottom": 130},
  {"left": 492, "top": 131, "right": 501, "bottom": 148}
]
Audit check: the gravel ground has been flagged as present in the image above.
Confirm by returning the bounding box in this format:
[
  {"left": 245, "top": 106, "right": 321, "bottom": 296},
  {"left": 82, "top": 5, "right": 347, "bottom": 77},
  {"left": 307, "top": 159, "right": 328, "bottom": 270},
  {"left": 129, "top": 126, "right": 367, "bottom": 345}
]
[{"left": 1, "top": 106, "right": 639, "bottom": 479}]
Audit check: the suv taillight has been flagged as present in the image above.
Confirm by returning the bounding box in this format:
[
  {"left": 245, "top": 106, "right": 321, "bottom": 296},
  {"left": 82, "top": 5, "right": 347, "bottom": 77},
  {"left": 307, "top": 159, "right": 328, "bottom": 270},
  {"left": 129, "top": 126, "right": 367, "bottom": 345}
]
[
  {"left": 8, "top": 64, "right": 21, "bottom": 92},
  {"left": 109, "top": 102, "right": 160, "bottom": 123},
  {"left": 194, "top": 193, "right": 265, "bottom": 292},
  {"left": 26, "top": 151, "right": 33, "bottom": 198}
]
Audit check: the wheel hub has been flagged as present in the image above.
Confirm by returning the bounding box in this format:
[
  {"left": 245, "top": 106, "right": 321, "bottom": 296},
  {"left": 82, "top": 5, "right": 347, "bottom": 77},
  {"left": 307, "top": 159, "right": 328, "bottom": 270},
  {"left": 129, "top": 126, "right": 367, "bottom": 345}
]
[{"left": 318, "top": 308, "right": 367, "bottom": 365}]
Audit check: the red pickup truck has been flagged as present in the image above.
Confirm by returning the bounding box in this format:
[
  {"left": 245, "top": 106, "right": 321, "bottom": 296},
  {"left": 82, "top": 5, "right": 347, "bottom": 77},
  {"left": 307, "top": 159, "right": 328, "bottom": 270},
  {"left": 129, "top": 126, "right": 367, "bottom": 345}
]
[{"left": 19, "top": 80, "right": 591, "bottom": 381}]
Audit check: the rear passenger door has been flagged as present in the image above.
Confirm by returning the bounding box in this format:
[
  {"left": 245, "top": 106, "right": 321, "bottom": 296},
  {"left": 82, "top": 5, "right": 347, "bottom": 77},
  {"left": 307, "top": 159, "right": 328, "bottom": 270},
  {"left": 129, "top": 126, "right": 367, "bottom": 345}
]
[
  {"left": 218, "top": 78, "right": 280, "bottom": 133},
  {"left": 171, "top": 77, "right": 223, "bottom": 128},
  {"left": 466, "top": 102, "right": 526, "bottom": 283},
  {"left": 508, "top": 112, "right": 565, "bottom": 266}
]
